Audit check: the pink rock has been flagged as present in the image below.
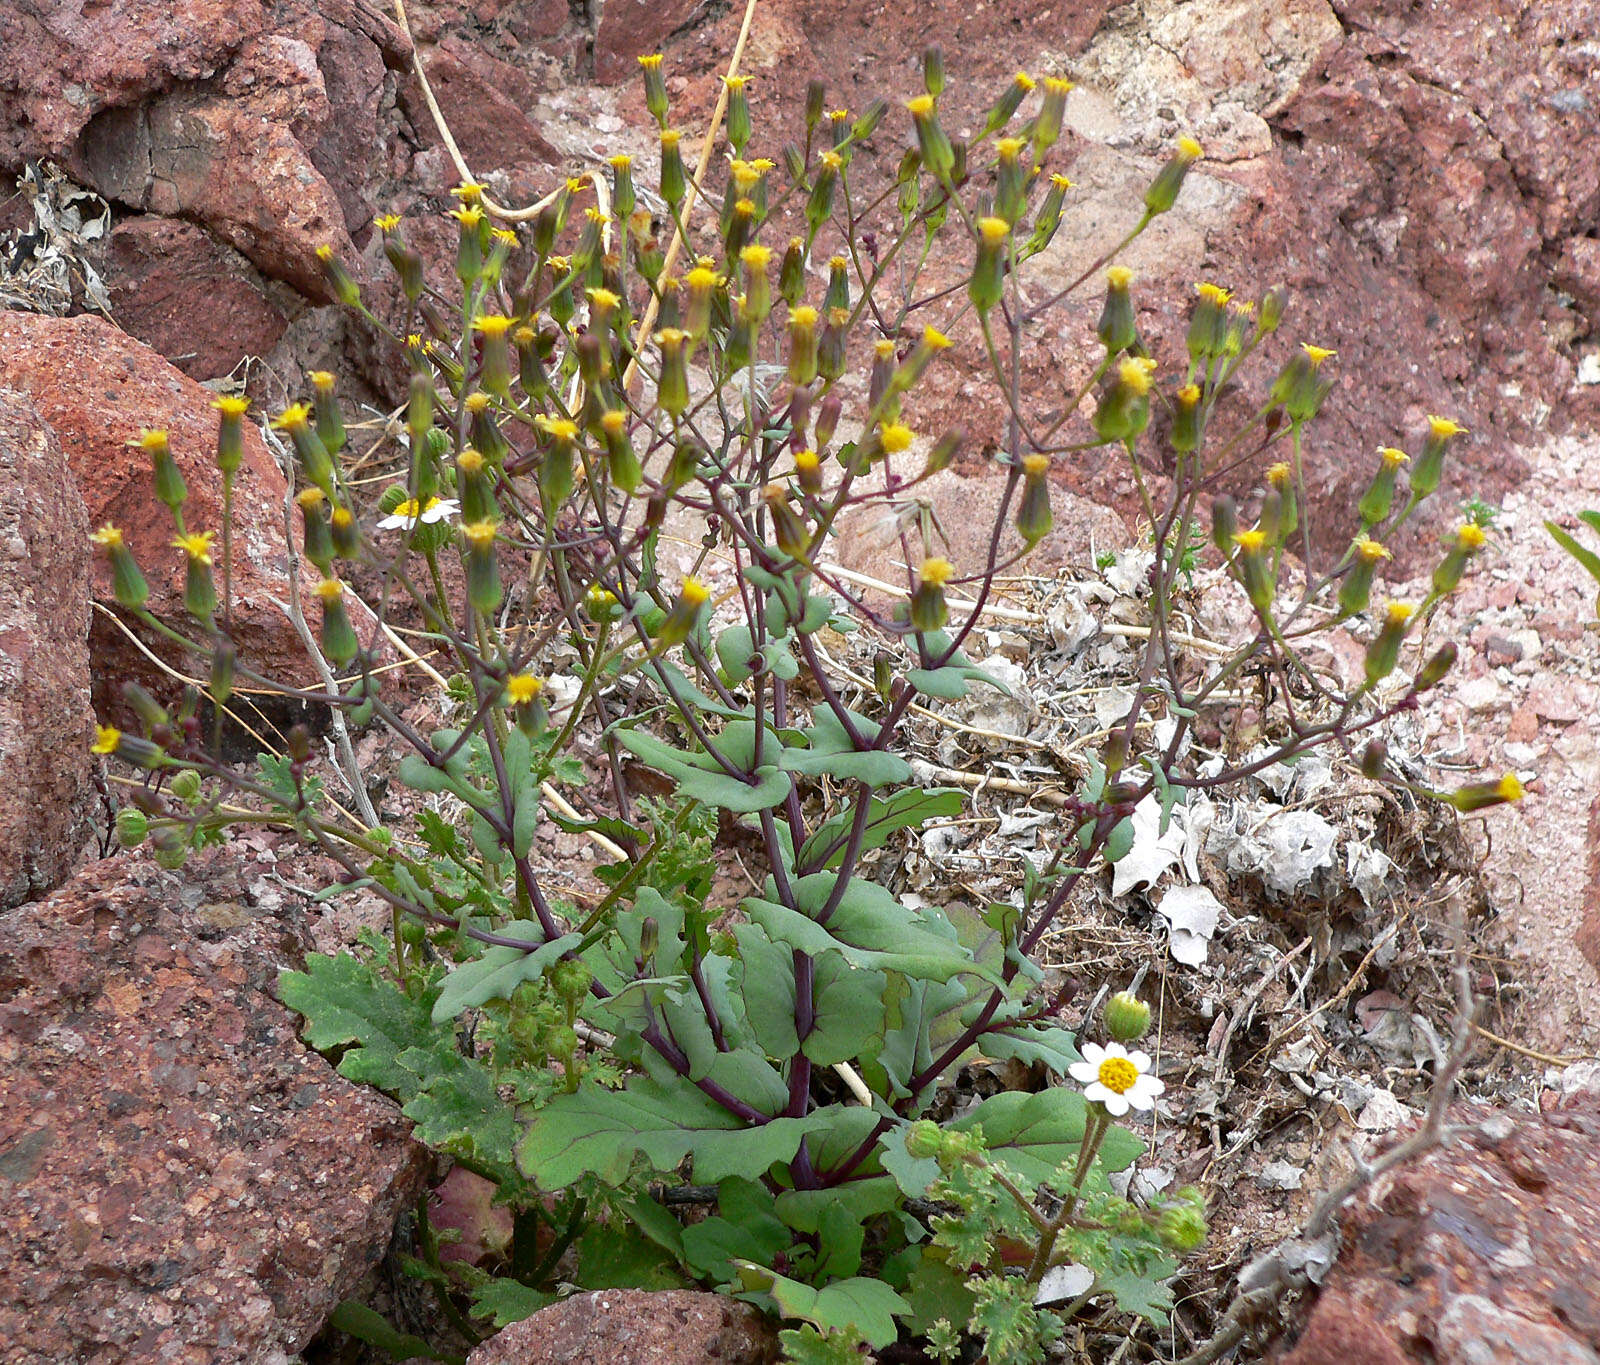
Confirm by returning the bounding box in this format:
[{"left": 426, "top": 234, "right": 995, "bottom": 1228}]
[
  {"left": 0, "top": 389, "right": 95, "bottom": 907},
  {"left": 0, "top": 853, "right": 430, "bottom": 1363},
  {"left": 465, "top": 1290, "right": 777, "bottom": 1365}
]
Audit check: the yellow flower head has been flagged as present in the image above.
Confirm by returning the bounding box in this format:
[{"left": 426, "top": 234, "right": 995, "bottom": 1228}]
[
  {"left": 724, "top": 74, "right": 751, "bottom": 91},
  {"left": 1051, "top": 173, "right": 1073, "bottom": 190},
  {"left": 1427, "top": 415, "right": 1467, "bottom": 439},
  {"left": 1233, "top": 529, "right": 1268, "bottom": 554},
  {"left": 1354, "top": 536, "right": 1392, "bottom": 564},
  {"left": 137, "top": 428, "right": 170, "bottom": 455},
  {"left": 1176, "top": 383, "right": 1200, "bottom": 406},
  {"left": 461, "top": 520, "right": 498, "bottom": 551},
  {"left": 1196, "top": 282, "right": 1231, "bottom": 305},
  {"left": 679, "top": 576, "right": 711, "bottom": 607},
  {"left": 880, "top": 423, "right": 913, "bottom": 454},
  {"left": 907, "top": 94, "right": 935, "bottom": 117},
  {"left": 451, "top": 182, "right": 486, "bottom": 204},
  {"left": 211, "top": 394, "right": 250, "bottom": 417},
  {"left": 1118, "top": 356, "right": 1157, "bottom": 395},
  {"left": 638, "top": 53, "right": 663, "bottom": 70},
  {"left": 506, "top": 673, "right": 543, "bottom": 705},
  {"left": 1267, "top": 461, "right": 1292, "bottom": 489},
  {"left": 537, "top": 416, "right": 579, "bottom": 443},
  {"left": 1013, "top": 72, "right": 1036, "bottom": 92},
  {"left": 449, "top": 205, "right": 485, "bottom": 230},
  {"left": 996, "top": 136, "right": 1025, "bottom": 162},
  {"left": 1022, "top": 453, "right": 1050, "bottom": 476},
  {"left": 309, "top": 370, "right": 335, "bottom": 392},
  {"left": 491, "top": 228, "right": 518, "bottom": 247},
  {"left": 314, "top": 243, "right": 337, "bottom": 262},
  {"left": 789, "top": 305, "right": 818, "bottom": 330},
  {"left": 1496, "top": 773, "right": 1526, "bottom": 802},
  {"left": 173, "top": 531, "right": 215, "bottom": 565},
  {"left": 739, "top": 244, "right": 773, "bottom": 271},
  {"left": 1379, "top": 445, "right": 1409, "bottom": 468},
  {"left": 977, "top": 216, "right": 1010, "bottom": 246},
  {"left": 314, "top": 577, "right": 344, "bottom": 602},
  {"left": 794, "top": 450, "right": 820, "bottom": 475},
  {"left": 609, "top": 153, "right": 633, "bottom": 171},
  {"left": 819, "top": 151, "right": 843, "bottom": 172},
  {"left": 686, "top": 264, "right": 721, "bottom": 294},
  {"left": 599, "top": 410, "right": 627, "bottom": 437},
  {"left": 659, "top": 128, "right": 681, "bottom": 149},
  {"left": 297, "top": 487, "right": 327, "bottom": 511},
  {"left": 1301, "top": 343, "right": 1337, "bottom": 366},
  {"left": 918, "top": 556, "right": 954, "bottom": 587},
  {"left": 587, "top": 287, "right": 622, "bottom": 310},
  {"left": 457, "top": 447, "right": 485, "bottom": 475},
  {"left": 272, "top": 403, "right": 313, "bottom": 433},
  {"left": 1456, "top": 522, "right": 1488, "bottom": 551},
  {"left": 374, "top": 213, "right": 402, "bottom": 233},
  {"left": 91, "top": 725, "right": 121, "bottom": 755},
  {"left": 1107, "top": 265, "right": 1134, "bottom": 289},
  {"left": 1383, "top": 600, "right": 1416, "bottom": 627},
  {"left": 873, "top": 338, "right": 896, "bottom": 360},
  {"left": 922, "top": 325, "right": 952, "bottom": 351},
  {"left": 91, "top": 524, "right": 125, "bottom": 550},
  {"left": 654, "top": 326, "right": 687, "bottom": 349},
  {"left": 1177, "top": 135, "right": 1203, "bottom": 161},
  {"left": 465, "top": 391, "right": 491, "bottom": 414},
  {"left": 1043, "top": 76, "right": 1075, "bottom": 96}
]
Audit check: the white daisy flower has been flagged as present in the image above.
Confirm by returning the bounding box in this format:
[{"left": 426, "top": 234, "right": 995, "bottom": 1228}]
[
  {"left": 376, "top": 496, "right": 460, "bottom": 531},
  {"left": 1069, "top": 1041, "right": 1164, "bottom": 1117}
]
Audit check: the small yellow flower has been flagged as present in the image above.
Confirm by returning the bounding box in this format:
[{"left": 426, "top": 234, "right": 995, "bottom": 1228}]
[
  {"left": 374, "top": 213, "right": 402, "bottom": 232},
  {"left": 1427, "top": 415, "right": 1468, "bottom": 439},
  {"left": 1456, "top": 522, "right": 1488, "bottom": 550},
  {"left": 457, "top": 447, "right": 485, "bottom": 475},
  {"left": 599, "top": 410, "right": 627, "bottom": 437},
  {"left": 1233, "top": 529, "right": 1268, "bottom": 553},
  {"left": 1042, "top": 76, "right": 1075, "bottom": 96},
  {"left": 211, "top": 394, "right": 250, "bottom": 417},
  {"left": 172, "top": 531, "right": 215, "bottom": 565},
  {"left": 1107, "top": 265, "right": 1134, "bottom": 289},
  {"left": 1196, "top": 282, "right": 1231, "bottom": 305},
  {"left": 907, "top": 94, "right": 935, "bottom": 117},
  {"left": 1266, "top": 461, "right": 1292, "bottom": 489},
  {"left": 1353, "top": 536, "right": 1392, "bottom": 564},
  {"left": 880, "top": 423, "right": 913, "bottom": 454},
  {"left": 922, "top": 325, "right": 952, "bottom": 351},
  {"left": 314, "top": 577, "right": 344, "bottom": 602},
  {"left": 91, "top": 725, "right": 121, "bottom": 755},
  {"left": 1013, "top": 72, "right": 1036, "bottom": 92},
  {"left": 1051, "top": 173, "right": 1073, "bottom": 190},
  {"left": 679, "top": 576, "right": 711, "bottom": 606},
  {"left": 451, "top": 182, "right": 486, "bottom": 204},
  {"left": 1497, "top": 773, "right": 1526, "bottom": 802},
  {"left": 638, "top": 53, "right": 663, "bottom": 70},
  {"left": 1177, "top": 135, "right": 1203, "bottom": 161},
  {"left": 918, "top": 556, "right": 954, "bottom": 587},
  {"left": 506, "top": 673, "right": 543, "bottom": 705},
  {"left": 1382, "top": 600, "right": 1416, "bottom": 627},
  {"left": 272, "top": 403, "right": 313, "bottom": 433},
  {"left": 1022, "top": 453, "right": 1050, "bottom": 476},
  {"left": 977, "top": 215, "right": 1010, "bottom": 245},
  {"left": 460, "top": 520, "right": 498, "bottom": 551},
  {"left": 91, "top": 524, "right": 125, "bottom": 549},
  {"left": 136, "top": 428, "right": 169, "bottom": 455},
  {"left": 788, "top": 305, "right": 818, "bottom": 330},
  {"left": 819, "top": 150, "right": 843, "bottom": 172},
  {"left": 491, "top": 227, "right": 518, "bottom": 247},
  {"left": 873, "top": 338, "right": 896, "bottom": 361},
  {"left": 1301, "top": 343, "right": 1337, "bottom": 366},
  {"left": 536, "top": 416, "right": 580, "bottom": 442},
  {"left": 1379, "top": 445, "right": 1409, "bottom": 468},
  {"left": 1177, "top": 383, "right": 1201, "bottom": 405},
  {"left": 449, "top": 205, "right": 485, "bottom": 230},
  {"left": 476, "top": 314, "right": 514, "bottom": 338},
  {"left": 314, "top": 243, "right": 336, "bottom": 262},
  {"left": 739, "top": 244, "right": 773, "bottom": 270},
  {"left": 1118, "top": 355, "right": 1157, "bottom": 395}
]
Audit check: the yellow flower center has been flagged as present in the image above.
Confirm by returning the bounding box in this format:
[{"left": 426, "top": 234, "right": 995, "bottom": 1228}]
[
  {"left": 91, "top": 725, "right": 121, "bottom": 755},
  {"left": 919, "top": 557, "right": 954, "bottom": 587},
  {"left": 506, "top": 673, "right": 543, "bottom": 705},
  {"left": 1097, "top": 1056, "right": 1138, "bottom": 1094},
  {"left": 1497, "top": 773, "right": 1525, "bottom": 802},
  {"left": 1107, "top": 265, "right": 1134, "bottom": 289},
  {"left": 880, "top": 423, "right": 913, "bottom": 454},
  {"left": 679, "top": 577, "right": 711, "bottom": 606}
]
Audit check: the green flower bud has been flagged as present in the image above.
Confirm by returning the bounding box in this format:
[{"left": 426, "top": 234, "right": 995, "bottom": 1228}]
[
  {"left": 1209, "top": 494, "right": 1238, "bottom": 554},
  {"left": 1024, "top": 172, "right": 1073, "bottom": 256},
  {"left": 1432, "top": 521, "right": 1488, "bottom": 596},
  {"left": 655, "top": 327, "right": 690, "bottom": 417},
  {"left": 982, "top": 70, "right": 1034, "bottom": 136},
  {"left": 314, "top": 243, "right": 361, "bottom": 307},
  {"left": 598, "top": 410, "right": 642, "bottom": 494},
  {"left": 461, "top": 520, "right": 502, "bottom": 615},
  {"left": 1364, "top": 601, "right": 1415, "bottom": 687},
  {"left": 1359, "top": 446, "right": 1410, "bottom": 527},
  {"left": 1232, "top": 529, "right": 1276, "bottom": 613},
  {"left": 210, "top": 636, "right": 236, "bottom": 706},
  {"left": 907, "top": 94, "right": 954, "bottom": 180},
  {"left": 786, "top": 306, "right": 819, "bottom": 386},
  {"left": 1016, "top": 453, "right": 1053, "bottom": 547},
  {"left": 1158, "top": 1201, "right": 1208, "bottom": 1253},
  {"left": 995, "top": 136, "right": 1027, "bottom": 226},
  {"left": 309, "top": 370, "right": 346, "bottom": 458},
  {"left": 725, "top": 75, "right": 752, "bottom": 154},
  {"left": 115, "top": 806, "right": 149, "bottom": 849},
  {"left": 169, "top": 768, "right": 202, "bottom": 803},
  {"left": 659, "top": 128, "right": 686, "bottom": 208},
  {"left": 655, "top": 577, "right": 710, "bottom": 650},
  {"left": 1338, "top": 536, "right": 1391, "bottom": 617},
  {"left": 1097, "top": 265, "right": 1137, "bottom": 356},
  {"left": 1032, "top": 75, "right": 1073, "bottom": 159},
  {"left": 211, "top": 395, "right": 249, "bottom": 479},
  {"left": 805, "top": 151, "right": 841, "bottom": 242},
  {"left": 1092, "top": 357, "right": 1156, "bottom": 444},
  {"left": 93, "top": 525, "right": 150, "bottom": 610},
  {"left": 1270, "top": 344, "right": 1336, "bottom": 424},
  {"left": 315, "top": 578, "right": 359, "bottom": 666},
  {"left": 536, "top": 416, "right": 577, "bottom": 511},
  {"left": 1409, "top": 415, "right": 1467, "bottom": 502},
  {"left": 1171, "top": 383, "right": 1204, "bottom": 454},
  {"left": 910, "top": 557, "right": 952, "bottom": 632},
  {"left": 1187, "top": 282, "right": 1231, "bottom": 362},
  {"left": 1257, "top": 284, "right": 1288, "bottom": 334},
  {"left": 1414, "top": 641, "right": 1457, "bottom": 692},
  {"left": 639, "top": 53, "right": 669, "bottom": 126},
  {"left": 969, "top": 216, "right": 1010, "bottom": 314},
  {"left": 138, "top": 429, "right": 186, "bottom": 519},
  {"left": 1104, "top": 990, "right": 1152, "bottom": 1042},
  {"left": 1144, "top": 135, "right": 1202, "bottom": 216},
  {"left": 804, "top": 80, "right": 825, "bottom": 134},
  {"left": 905, "top": 1119, "right": 943, "bottom": 1160},
  {"left": 174, "top": 531, "right": 217, "bottom": 623},
  {"left": 1360, "top": 738, "right": 1387, "bottom": 780}
]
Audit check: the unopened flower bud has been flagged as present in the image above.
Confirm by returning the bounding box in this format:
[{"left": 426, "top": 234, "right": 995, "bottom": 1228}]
[
  {"left": 211, "top": 395, "right": 249, "bottom": 479},
  {"left": 1097, "top": 265, "right": 1137, "bottom": 356},
  {"left": 1270, "top": 344, "right": 1336, "bottom": 424},
  {"left": 1017, "top": 453, "right": 1052, "bottom": 547},
  {"left": 1171, "top": 383, "right": 1203, "bottom": 454},
  {"left": 983, "top": 70, "right": 1035, "bottom": 136},
  {"left": 210, "top": 636, "right": 236, "bottom": 706},
  {"left": 315, "top": 243, "right": 361, "bottom": 307},
  {"left": 536, "top": 416, "right": 578, "bottom": 510},
  {"left": 910, "top": 557, "right": 952, "bottom": 631},
  {"left": 1364, "top": 601, "right": 1415, "bottom": 687},
  {"left": 1338, "top": 536, "right": 1391, "bottom": 617},
  {"left": 815, "top": 394, "right": 842, "bottom": 451},
  {"left": 655, "top": 327, "right": 690, "bottom": 417},
  {"left": 1232, "top": 529, "right": 1275, "bottom": 613},
  {"left": 1359, "top": 446, "right": 1409, "bottom": 528},
  {"left": 639, "top": 53, "right": 669, "bottom": 126},
  {"left": 298, "top": 487, "right": 334, "bottom": 573},
  {"left": 1410, "top": 415, "right": 1467, "bottom": 502},
  {"left": 115, "top": 806, "right": 149, "bottom": 849},
  {"left": 1431, "top": 521, "right": 1487, "bottom": 596},
  {"left": 173, "top": 531, "right": 217, "bottom": 623},
  {"left": 970, "top": 215, "right": 1010, "bottom": 313},
  {"left": 786, "top": 306, "right": 819, "bottom": 386},
  {"left": 923, "top": 427, "right": 964, "bottom": 478},
  {"left": 1187, "top": 282, "right": 1231, "bottom": 362},
  {"left": 1445, "top": 773, "right": 1525, "bottom": 812},
  {"left": 1257, "top": 284, "right": 1288, "bottom": 334},
  {"left": 461, "top": 519, "right": 502, "bottom": 615},
  {"left": 309, "top": 370, "right": 346, "bottom": 458},
  {"left": 1104, "top": 990, "right": 1151, "bottom": 1042},
  {"left": 1210, "top": 495, "right": 1238, "bottom": 553},
  {"left": 1360, "top": 738, "right": 1388, "bottom": 780},
  {"left": 1092, "top": 356, "right": 1156, "bottom": 444},
  {"left": 1414, "top": 641, "right": 1457, "bottom": 692},
  {"left": 724, "top": 74, "right": 752, "bottom": 153},
  {"left": 1032, "top": 76, "right": 1073, "bottom": 159},
  {"left": 907, "top": 94, "right": 954, "bottom": 180},
  {"left": 315, "top": 578, "right": 358, "bottom": 666},
  {"left": 658, "top": 128, "right": 686, "bottom": 207},
  {"left": 1144, "top": 135, "right": 1202, "bottom": 216},
  {"left": 93, "top": 524, "right": 149, "bottom": 610}
]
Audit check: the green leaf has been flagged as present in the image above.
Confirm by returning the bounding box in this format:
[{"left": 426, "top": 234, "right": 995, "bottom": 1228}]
[
  {"left": 804, "top": 954, "right": 887, "bottom": 1066},
  {"left": 979, "top": 1024, "right": 1082, "bottom": 1077},
  {"left": 732, "top": 924, "right": 798, "bottom": 1057},
  {"left": 1579, "top": 509, "right": 1600, "bottom": 537},
  {"left": 576, "top": 1221, "right": 693, "bottom": 1290},
  {"left": 327, "top": 1302, "right": 454, "bottom": 1363},
  {"left": 900, "top": 1250, "right": 980, "bottom": 1337},
  {"left": 734, "top": 1265, "right": 909, "bottom": 1350},
  {"left": 398, "top": 1046, "right": 520, "bottom": 1174},
  {"left": 616, "top": 727, "right": 793, "bottom": 814},
  {"left": 1547, "top": 521, "right": 1600, "bottom": 585},
  {"left": 1104, "top": 815, "right": 1134, "bottom": 863},
  {"left": 431, "top": 930, "right": 582, "bottom": 1024},
  {"left": 716, "top": 625, "right": 757, "bottom": 685},
  {"left": 744, "top": 874, "right": 984, "bottom": 984},
  {"left": 1097, "top": 1257, "right": 1178, "bottom": 1326},
  {"left": 279, "top": 952, "right": 442, "bottom": 1101},
  {"left": 516, "top": 1073, "right": 833, "bottom": 1187},
  {"left": 952, "top": 1089, "right": 1144, "bottom": 1187},
  {"left": 798, "top": 788, "right": 966, "bottom": 871},
  {"left": 777, "top": 1324, "right": 868, "bottom": 1364},
  {"left": 469, "top": 1277, "right": 555, "bottom": 1329},
  {"left": 682, "top": 1177, "right": 791, "bottom": 1284}
]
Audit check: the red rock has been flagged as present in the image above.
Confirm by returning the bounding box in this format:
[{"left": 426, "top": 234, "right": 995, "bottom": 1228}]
[
  {"left": 0, "top": 311, "right": 310, "bottom": 699},
  {"left": 1274, "top": 1093, "right": 1600, "bottom": 1363},
  {"left": 1580, "top": 791, "right": 1600, "bottom": 974},
  {"left": 0, "top": 389, "right": 95, "bottom": 908},
  {"left": 594, "top": 0, "right": 708, "bottom": 85},
  {"left": 465, "top": 1289, "right": 777, "bottom": 1365},
  {"left": 108, "top": 217, "right": 290, "bottom": 380},
  {"left": 403, "top": 37, "right": 561, "bottom": 185},
  {"left": 0, "top": 853, "right": 430, "bottom": 1364}
]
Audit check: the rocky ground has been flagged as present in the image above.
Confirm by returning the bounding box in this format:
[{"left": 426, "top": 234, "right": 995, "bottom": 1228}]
[{"left": 1, "top": 0, "right": 1597, "bottom": 1361}]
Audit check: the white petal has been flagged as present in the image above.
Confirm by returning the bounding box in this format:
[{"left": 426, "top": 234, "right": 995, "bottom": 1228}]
[
  {"left": 1127, "top": 1050, "right": 1152, "bottom": 1073},
  {"left": 1083, "top": 1081, "right": 1114, "bottom": 1106},
  {"left": 1101, "top": 1042, "right": 1130, "bottom": 1061},
  {"left": 1078, "top": 1042, "right": 1107, "bottom": 1067},
  {"left": 376, "top": 513, "right": 409, "bottom": 530},
  {"left": 1099, "top": 1090, "right": 1131, "bottom": 1116},
  {"left": 1069, "top": 1062, "right": 1098, "bottom": 1085}
]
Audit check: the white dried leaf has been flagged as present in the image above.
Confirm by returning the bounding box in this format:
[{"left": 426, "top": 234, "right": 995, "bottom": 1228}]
[
  {"left": 1033, "top": 1263, "right": 1095, "bottom": 1307},
  {"left": 1156, "top": 883, "right": 1222, "bottom": 965},
  {"left": 1110, "top": 795, "right": 1187, "bottom": 899}
]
